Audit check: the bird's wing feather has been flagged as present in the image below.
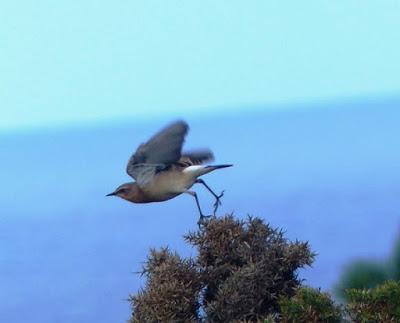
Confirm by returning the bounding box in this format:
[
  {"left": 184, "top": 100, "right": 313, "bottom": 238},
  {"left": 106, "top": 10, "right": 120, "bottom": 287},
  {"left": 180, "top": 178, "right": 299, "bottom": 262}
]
[
  {"left": 128, "top": 164, "right": 161, "bottom": 187},
  {"left": 126, "top": 120, "right": 189, "bottom": 184},
  {"left": 179, "top": 149, "right": 214, "bottom": 166}
]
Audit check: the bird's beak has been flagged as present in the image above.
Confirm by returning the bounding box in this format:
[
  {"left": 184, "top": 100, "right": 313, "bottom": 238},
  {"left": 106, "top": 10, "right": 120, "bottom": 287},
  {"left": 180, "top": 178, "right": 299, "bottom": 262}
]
[{"left": 106, "top": 192, "right": 116, "bottom": 197}]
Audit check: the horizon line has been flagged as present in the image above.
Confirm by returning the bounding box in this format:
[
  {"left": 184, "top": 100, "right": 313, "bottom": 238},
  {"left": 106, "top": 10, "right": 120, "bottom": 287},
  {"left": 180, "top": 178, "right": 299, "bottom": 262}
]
[{"left": 1, "top": 92, "right": 399, "bottom": 137}]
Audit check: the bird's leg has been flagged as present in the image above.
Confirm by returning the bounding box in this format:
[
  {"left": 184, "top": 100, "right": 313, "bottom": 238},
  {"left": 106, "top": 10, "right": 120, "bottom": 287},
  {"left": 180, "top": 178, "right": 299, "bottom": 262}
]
[
  {"left": 195, "top": 179, "right": 224, "bottom": 215},
  {"left": 185, "top": 191, "right": 212, "bottom": 226}
]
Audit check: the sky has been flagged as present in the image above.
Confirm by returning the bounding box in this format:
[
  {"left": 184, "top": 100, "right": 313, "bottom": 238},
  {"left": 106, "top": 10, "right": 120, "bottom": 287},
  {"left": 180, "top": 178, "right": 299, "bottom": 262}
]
[
  {"left": 1, "top": 1, "right": 399, "bottom": 130},
  {"left": 1, "top": 3, "right": 400, "bottom": 320}
]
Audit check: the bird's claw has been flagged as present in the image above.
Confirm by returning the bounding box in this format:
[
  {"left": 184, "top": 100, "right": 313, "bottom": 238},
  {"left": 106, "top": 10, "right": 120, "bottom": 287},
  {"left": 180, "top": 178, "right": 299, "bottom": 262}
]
[{"left": 212, "top": 190, "right": 225, "bottom": 215}]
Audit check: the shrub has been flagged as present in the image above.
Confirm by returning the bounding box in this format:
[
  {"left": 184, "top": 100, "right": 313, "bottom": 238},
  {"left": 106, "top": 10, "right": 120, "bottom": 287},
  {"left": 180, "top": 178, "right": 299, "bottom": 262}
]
[
  {"left": 127, "top": 214, "right": 400, "bottom": 322},
  {"left": 336, "top": 233, "right": 400, "bottom": 301},
  {"left": 128, "top": 215, "right": 315, "bottom": 322},
  {"left": 388, "top": 237, "right": 400, "bottom": 280},
  {"left": 279, "top": 286, "right": 342, "bottom": 323},
  {"left": 129, "top": 248, "right": 201, "bottom": 322},
  {"left": 185, "top": 215, "right": 315, "bottom": 322},
  {"left": 335, "top": 260, "right": 389, "bottom": 300},
  {"left": 346, "top": 280, "right": 400, "bottom": 323}
]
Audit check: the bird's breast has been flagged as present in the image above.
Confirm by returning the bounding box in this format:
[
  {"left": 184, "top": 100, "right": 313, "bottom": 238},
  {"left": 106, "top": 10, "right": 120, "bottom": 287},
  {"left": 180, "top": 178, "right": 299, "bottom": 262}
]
[{"left": 141, "top": 170, "right": 195, "bottom": 202}]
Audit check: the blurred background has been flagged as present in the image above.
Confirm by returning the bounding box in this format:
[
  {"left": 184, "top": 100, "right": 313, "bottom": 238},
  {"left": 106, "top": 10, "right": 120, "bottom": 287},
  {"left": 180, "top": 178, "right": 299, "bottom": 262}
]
[{"left": 1, "top": 1, "right": 400, "bottom": 322}]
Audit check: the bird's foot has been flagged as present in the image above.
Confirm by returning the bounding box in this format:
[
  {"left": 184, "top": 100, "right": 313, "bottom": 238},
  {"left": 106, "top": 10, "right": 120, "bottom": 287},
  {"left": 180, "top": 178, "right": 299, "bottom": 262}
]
[
  {"left": 212, "top": 190, "right": 225, "bottom": 215},
  {"left": 197, "top": 214, "right": 213, "bottom": 228}
]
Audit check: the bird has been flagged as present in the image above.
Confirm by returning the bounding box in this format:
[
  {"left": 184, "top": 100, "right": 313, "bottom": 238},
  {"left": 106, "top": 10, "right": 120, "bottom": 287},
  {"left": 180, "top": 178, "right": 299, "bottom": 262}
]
[{"left": 106, "top": 120, "right": 232, "bottom": 221}]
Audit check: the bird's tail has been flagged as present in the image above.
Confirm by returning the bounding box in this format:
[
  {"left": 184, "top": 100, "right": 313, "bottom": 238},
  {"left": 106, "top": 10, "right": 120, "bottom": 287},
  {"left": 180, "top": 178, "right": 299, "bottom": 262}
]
[
  {"left": 183, "top": 164, "right": 233, "bottom": 177},
  {"left": 199, "top": 164, "right": 233, "bottom": 176},
  {"left": 205, "top": 164, "right": 233, "bottom": 171}
]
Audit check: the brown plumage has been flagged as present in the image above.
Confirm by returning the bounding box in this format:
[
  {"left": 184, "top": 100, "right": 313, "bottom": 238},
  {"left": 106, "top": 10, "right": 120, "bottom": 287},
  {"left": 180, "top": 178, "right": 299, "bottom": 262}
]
[{"left": 107, "top": 120, "right": 232, "bottom": 220}]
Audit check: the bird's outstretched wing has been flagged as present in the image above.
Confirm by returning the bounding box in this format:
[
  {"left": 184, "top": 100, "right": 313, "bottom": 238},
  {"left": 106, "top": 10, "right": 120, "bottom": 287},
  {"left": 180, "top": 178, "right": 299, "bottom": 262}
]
[{"left": 126, "top": 120, "right": 189, "bottom": 186}]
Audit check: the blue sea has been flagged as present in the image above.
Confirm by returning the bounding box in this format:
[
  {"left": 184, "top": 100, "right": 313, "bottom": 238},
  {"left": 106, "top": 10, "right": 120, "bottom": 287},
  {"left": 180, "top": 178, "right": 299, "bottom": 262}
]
[{"left": 1, "top": 97, "right": 400, "bottom": 322}]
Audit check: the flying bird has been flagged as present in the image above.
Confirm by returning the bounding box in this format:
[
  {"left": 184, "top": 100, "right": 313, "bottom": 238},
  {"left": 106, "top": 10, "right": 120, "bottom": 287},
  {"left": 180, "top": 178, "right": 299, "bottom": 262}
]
[{"left": 107, "top": 120, "right": 232, "bottom": 221}]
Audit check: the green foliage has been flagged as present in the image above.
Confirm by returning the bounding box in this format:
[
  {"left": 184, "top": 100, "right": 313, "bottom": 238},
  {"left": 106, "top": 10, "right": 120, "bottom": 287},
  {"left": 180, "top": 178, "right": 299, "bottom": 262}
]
[
  {"left": 279, "top": 286, "right": 342, "bottom": 323},
  {"left": 229, "top": 316, "right": 276, "bottom": 323},
  {"left": 346, "top": 280, "right": 400, "bottom": 323},
  {"left": 336, "top": 234, "right": 400, "bottom": 301},
  {"left": 336, "top": 261, "right": 389, "bottom": 300},
  {"left": 388, "top": 237, "right": 400, "bottom": 280}
]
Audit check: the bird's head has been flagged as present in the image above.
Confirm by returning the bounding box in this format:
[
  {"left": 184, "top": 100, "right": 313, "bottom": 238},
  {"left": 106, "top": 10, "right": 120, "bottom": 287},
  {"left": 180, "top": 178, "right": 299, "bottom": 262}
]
[{"left": 106, "top": 182, "right": 140, "bottom": 202}]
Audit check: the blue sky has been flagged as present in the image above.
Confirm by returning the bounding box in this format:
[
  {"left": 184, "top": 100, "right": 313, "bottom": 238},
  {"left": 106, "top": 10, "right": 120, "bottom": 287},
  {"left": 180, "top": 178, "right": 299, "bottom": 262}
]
[{"left": 1, "top": 1, "right": 399, "bottom": 130}]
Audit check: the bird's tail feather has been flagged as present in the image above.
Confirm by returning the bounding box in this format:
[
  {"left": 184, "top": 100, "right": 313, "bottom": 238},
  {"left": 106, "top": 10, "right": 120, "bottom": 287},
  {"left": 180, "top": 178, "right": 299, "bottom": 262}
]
[
  {"left": 201, "top": 164, "right": 233, "bottom": 176},
  {"left": 183, "top": 164, "right": 232, "bottom": 177},
  {"left": 205, "top": 164, "right": 233, "bottom": 170}
]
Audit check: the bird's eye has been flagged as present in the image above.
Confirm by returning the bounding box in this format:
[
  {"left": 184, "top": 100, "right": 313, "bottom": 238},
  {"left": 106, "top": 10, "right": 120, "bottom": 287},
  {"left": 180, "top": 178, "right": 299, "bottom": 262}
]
[{"left": 118, "top": 189, "right": 127, "bottom": 194}]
